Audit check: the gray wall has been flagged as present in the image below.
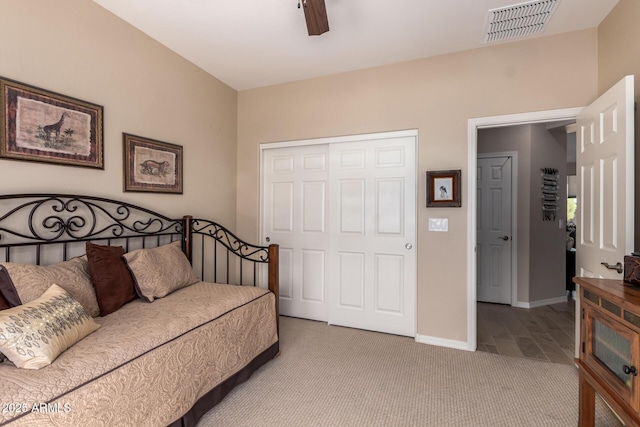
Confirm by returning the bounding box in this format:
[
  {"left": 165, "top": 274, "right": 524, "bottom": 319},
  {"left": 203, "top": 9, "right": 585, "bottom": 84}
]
[
  {"left": 478, "top": 124, "right": 568, "bottom": 304},
  {"left": 477, "top": 125, "right": 532, "bottom": 303},
  {"left": 529, "top": 125, "right": 568, "bottom": 301}
]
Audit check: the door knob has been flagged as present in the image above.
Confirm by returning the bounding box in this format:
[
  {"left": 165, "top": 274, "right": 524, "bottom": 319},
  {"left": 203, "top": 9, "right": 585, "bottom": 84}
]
[
  {"left": 405, "top": 243, "right": 412, "bottom": 250},
  {"left": 601, "top": 262, "right": 623, "bottom": 274},
  {"left": 497, "top": 236, "right": 509, "bottom": 241},
  {"left": 265, "top": 237, "right": 271, "bottom": 243}
]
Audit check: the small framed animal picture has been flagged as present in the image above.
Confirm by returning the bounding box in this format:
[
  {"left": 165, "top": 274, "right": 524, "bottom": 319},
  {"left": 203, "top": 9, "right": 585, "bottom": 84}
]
[
  {"left": 426, "top": 169, "right": 461, "bottom": 207},
  {"left": 123, "top": 133, "right": 183, "bottom": 194},
  {"left": 0, "top": 76, "right": 103, "bottom": 168}
]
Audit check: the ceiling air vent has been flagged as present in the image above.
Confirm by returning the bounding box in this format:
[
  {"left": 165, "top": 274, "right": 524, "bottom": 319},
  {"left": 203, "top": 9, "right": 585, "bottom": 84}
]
[{"left": 482, "top": 0, "right": 560, "bottom": 43}]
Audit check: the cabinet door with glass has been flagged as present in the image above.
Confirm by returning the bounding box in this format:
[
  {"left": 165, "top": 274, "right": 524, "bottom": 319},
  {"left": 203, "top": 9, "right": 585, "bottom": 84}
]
[{"left": 583, "top": 302, "right": 640, "bottom": 410}]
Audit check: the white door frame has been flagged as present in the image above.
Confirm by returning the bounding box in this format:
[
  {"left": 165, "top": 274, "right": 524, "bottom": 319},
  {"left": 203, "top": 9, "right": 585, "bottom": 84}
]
[
  {"left": 476, "top": 151, "right": 518, "bottom": 307},
  {"left": 467, "top": 108, "right": 583, "bottom": 351},
  {"left": 259, "top": 129, "right": 419, "bottom": 333}
]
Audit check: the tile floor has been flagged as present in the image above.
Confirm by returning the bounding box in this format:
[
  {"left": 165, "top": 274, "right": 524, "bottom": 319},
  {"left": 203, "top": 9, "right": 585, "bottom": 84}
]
[{"left": 477, "top": 299, "right": 576, "bottom": 365}]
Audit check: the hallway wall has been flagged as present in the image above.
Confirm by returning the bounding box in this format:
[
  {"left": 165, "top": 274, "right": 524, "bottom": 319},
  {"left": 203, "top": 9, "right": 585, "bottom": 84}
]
[{"left": 478, "top": 124, "right": 568, "bottom": 305}]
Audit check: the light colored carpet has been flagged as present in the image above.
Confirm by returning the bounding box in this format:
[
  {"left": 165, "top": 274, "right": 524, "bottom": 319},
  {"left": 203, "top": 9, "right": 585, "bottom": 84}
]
[{"left": 197, "top": 316, "right": 621, "bottom": 427}]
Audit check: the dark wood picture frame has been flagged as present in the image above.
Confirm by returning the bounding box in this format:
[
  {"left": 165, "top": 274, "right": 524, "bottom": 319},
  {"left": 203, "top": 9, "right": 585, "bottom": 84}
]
[
  {"left": 426, "top": 169, "right": 461, "bottom": 207},
  {"left": 123, "top": 133, "right": 183, "bottom": 194},
  {"left": 0, "top": 77, "right": 103, "bottom": 169}
]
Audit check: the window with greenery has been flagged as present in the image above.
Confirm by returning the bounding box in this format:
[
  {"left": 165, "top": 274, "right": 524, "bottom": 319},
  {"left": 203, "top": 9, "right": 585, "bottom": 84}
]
[{"left": 567, "top": 197, "right": 576, "bottom": 222}]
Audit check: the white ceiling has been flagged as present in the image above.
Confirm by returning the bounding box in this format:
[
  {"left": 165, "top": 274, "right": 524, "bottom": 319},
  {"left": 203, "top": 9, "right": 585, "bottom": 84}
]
[{"left": 92, "top": 0, "right": 619, "bottom": 91}]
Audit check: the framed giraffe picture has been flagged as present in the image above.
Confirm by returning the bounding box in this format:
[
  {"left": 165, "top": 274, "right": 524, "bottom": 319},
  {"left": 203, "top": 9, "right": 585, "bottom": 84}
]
[
  {"left": 0, "top": 76, "right": 103, "bottom": 169},
  {"left": 123, "top": 133, "right": 183, "bottom": 194}
]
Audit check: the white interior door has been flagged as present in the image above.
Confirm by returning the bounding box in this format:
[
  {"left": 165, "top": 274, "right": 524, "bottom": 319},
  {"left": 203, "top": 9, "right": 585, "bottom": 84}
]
[
  {"left": 476, "top": 155, "right": 513, "bottom": 304},
  {"left": 328, "top": 136, "right": 416, "bottom": 337},
  {"left": 262, "top": 145, "right": 329, "bottom": 321},
  {"left": 576, "top": 75, "right": 634, "bottom": 279}
]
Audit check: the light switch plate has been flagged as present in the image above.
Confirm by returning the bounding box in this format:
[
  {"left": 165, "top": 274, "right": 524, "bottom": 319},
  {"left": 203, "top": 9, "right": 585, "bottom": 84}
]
[{"left": 428, "top": 218, "right": 448, "bottom": 232}]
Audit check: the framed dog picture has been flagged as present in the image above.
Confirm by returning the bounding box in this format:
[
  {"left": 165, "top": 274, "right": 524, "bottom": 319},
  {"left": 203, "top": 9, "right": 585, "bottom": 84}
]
[
  {"left": 123, "top": 133, "right": 183, "bottom": 194},
  {"left": 426, "top": 169, "right": 461, "bottom": 207}
]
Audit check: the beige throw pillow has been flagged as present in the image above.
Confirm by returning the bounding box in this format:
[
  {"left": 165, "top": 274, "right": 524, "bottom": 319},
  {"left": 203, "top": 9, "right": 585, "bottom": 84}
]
[
  {"left": 123, "top": 241, "right": 198, "bottom": 302},
  {"left": 0, "top": 284, "right": 100, "bottom": 369},
  {"left": 0, "top": 257, "right": 100, "bottom": 317}
]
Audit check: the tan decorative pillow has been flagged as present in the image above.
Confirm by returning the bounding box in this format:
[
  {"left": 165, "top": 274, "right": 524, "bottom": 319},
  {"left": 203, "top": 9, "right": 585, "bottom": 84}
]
[
  {"left": 123, "top": 241, "right": 198, "bottom": 302},
  {"left": 0, "top": 257, "right": 100, "bottom": 317},
  {"left": 0, "top": 284, "right": 100, "bottom": 369}
]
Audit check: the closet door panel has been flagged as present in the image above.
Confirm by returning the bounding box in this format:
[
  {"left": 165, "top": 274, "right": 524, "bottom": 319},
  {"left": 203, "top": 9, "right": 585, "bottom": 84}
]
[{"left": 263, "top": 145, "right": 329, "bottom": 321}]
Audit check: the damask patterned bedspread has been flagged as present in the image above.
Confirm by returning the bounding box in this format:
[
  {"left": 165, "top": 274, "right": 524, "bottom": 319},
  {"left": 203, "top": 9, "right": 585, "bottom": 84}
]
[{"left": 0, "top": 282, "right": 278, "bottom": 426}]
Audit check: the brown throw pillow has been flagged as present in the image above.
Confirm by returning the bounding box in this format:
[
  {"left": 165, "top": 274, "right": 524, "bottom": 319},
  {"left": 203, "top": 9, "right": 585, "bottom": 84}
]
[
  {"left": 86, "top": 242, "right": 137, "bottom": 316},
  {"left": 0, "top": 291, "right": 9, "bottom": 311},
  {"left": 0, "top": 266, "right": 22, "bottom": 309},
  {"left": 0, "top": 266, "right": 20, "bottom": 309}
]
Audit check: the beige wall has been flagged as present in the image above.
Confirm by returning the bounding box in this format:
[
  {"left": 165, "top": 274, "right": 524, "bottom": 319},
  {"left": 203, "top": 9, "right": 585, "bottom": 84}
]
[
  {"left": 598, "top": 0, "right": 640, "bottom": 250},
  {"left": 238, "top": 30, "right": 598, "bottom": 342},
  {"left": 0, "top": 0, "right": 238, "bottom": 224}
]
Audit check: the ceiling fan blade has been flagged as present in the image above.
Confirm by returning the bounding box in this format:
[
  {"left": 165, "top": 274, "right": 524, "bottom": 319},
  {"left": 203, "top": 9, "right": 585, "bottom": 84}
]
[{"left": 303, "top": 0, "right": 329, "bottom": 36}]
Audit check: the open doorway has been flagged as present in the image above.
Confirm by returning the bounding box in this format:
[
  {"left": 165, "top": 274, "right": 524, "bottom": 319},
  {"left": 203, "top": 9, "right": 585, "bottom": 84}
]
[
  {"left": 474, "top": 121, "right": 577, "bottom": 364},
  {"left": 465, "top": 107, "right": 583, "bottom": 354},
  {"left": 467, "top": 77, "right": 635, "bottom": 360}
]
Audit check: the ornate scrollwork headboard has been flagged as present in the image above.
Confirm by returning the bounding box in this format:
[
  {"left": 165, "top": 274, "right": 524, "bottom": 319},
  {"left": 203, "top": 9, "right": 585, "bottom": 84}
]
[{"left": 0, "top": 194, "right": 182, "bottom": 263}]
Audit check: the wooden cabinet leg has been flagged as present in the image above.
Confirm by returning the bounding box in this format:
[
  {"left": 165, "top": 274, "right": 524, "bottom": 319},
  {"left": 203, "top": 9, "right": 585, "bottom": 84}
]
[{"left": 578, "top": 370, "right": 596, "bottom": 427}]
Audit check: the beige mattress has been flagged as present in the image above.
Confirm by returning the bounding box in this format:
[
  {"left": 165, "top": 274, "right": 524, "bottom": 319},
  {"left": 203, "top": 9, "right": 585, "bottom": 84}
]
[{"left": 0, "top": 282, "right": 278, "bottom": 426}]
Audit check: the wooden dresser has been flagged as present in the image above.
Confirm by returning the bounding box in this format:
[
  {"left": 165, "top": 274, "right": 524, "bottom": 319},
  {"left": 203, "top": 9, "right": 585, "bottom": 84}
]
[{"left": 575, "top": 276, "right": 640, "bottom": 426}]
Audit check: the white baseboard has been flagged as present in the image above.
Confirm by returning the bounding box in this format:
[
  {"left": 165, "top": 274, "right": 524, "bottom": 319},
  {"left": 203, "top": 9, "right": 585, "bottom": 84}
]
[
  {"left": 415, "top": 334, "right": 473, "bottom": 351},
  {"left": 512, "top": 295, "right": 569, "bottom": 309}
]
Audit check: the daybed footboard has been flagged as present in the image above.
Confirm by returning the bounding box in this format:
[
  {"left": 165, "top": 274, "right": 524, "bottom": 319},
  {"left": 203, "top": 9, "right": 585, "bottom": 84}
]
[{"left": 184, "top": 216, "right": 279, "bottom": 333}]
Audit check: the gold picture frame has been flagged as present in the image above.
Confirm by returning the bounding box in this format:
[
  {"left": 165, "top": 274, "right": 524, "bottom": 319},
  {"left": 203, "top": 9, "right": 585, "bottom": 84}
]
[
  {"left": 0, "top": 77, "right": 103, "bottom": 169},
  {"left": 123, "top": 133, "right": 183, "bottom": 194}
]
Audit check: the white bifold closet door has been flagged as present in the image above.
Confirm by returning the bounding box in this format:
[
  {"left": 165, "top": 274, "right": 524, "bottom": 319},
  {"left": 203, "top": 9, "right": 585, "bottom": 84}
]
[{"left": 262, "top": 133, "right": 416, "bottom": 337}]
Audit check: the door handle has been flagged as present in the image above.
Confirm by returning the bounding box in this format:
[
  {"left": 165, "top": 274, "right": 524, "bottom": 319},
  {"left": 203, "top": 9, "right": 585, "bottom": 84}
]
[
  {"left": 497, "top": 236, "right": 509, "bottom": 241},
  {"left": 601, "top": 262, "right": 623, "bottom": 274},
  {"left": 405, "top": 243, "right": 413, "bottom": 250},
  {"left": 265, "top": 237, "right": 270, "bottom": 243}
]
